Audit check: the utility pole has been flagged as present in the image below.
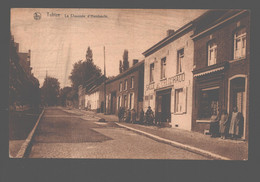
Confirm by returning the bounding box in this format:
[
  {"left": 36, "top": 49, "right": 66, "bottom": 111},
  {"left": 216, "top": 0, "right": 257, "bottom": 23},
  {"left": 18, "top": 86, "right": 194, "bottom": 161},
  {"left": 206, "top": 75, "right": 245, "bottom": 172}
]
[
  {"left": 104, "top": 46, "right": 106, "bottom": 114},
  {"left": 45, "top": 70, "right": 48, "bottom": 107}
]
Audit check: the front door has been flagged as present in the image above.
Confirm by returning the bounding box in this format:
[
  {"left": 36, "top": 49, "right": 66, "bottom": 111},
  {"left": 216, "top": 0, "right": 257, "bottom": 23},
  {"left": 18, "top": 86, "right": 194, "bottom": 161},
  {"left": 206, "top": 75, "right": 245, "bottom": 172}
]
[
  {"left": 156, "top": 89, "right": 171, "bottom": 122},
  {"left": 230, "top": 77, "right": 245, "bottom": 138},
  {"left": 110, "top": 92, "right": 117, "bottom": 114}
]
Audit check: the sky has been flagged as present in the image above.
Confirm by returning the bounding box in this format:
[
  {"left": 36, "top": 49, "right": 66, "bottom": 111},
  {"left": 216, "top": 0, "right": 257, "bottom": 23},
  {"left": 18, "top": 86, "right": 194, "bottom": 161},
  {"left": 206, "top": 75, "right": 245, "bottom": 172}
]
[{"left": 11, "top": 8, "right": 207, "bottom": 88}]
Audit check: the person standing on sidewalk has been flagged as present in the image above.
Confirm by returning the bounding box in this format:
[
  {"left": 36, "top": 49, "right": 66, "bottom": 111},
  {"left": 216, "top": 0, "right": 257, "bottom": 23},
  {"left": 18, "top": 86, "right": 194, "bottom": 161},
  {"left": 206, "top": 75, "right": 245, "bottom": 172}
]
[
  {"left": 139, "top": 109, "right": 144, "bottom": 124},
  {"left": 209, "top": 109, "right": 220, "bottom": 138},
  {"left": 229, "top": 106, "right": 243, "bottom": 139},
  {"left": 219, "top": 109, "right": 229, "bottom": 139},
  {"left": 145, "top": 106, "right": 154, "bottom": 125}
]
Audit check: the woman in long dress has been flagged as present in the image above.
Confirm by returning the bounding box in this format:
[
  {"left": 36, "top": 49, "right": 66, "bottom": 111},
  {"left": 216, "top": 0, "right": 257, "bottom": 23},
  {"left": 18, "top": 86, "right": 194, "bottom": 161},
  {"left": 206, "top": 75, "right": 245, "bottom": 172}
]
[
  {"left": 229, "top": 106, "right": 243, "bottom": 139},
  {"left": 219, "top": 109, "right": 229, "bottom": 139},
  {"left": 209, "top": 110, "right": 220, "bottom": 137}
]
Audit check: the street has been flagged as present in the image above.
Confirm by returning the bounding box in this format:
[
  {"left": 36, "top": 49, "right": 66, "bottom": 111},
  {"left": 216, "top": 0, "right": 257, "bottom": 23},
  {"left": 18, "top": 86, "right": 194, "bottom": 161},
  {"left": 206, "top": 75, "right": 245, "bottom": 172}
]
[{"left": 28, "top": 107, "right": 209, "bottom": 159}]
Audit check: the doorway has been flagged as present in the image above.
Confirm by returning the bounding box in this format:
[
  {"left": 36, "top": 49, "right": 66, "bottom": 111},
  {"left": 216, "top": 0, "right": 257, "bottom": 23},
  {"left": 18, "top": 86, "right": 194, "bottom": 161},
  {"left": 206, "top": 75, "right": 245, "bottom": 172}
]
[
  {"left": 229, "top": 76, "right": 246, "bottom": 138},
  {"left": 110, "top": 91, "right": 117, "bottom": 114},
  {"left": 156, "top": 89, "right": 171, "bottom": 122}
]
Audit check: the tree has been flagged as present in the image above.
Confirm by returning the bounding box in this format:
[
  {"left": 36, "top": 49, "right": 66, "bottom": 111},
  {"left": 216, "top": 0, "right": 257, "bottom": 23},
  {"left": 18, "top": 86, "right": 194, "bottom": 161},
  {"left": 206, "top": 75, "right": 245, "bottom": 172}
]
[
  {"left": 86, "top": 46, "right": 93, "bottom": 62},
  {"left": 69, "top": 47, "right": 102, "bottom": 91},
  {"left": 122, "top": 49, "right": 129, "bottom": 71},
  {"left": 41, "top": 76, "right": 60, "bottom": 106},
  {"left": 59, "top": 86, "right": 72, "bottom": 106},
  {"left": 119, "top": 60, "right": 123, "bottom": 73}
]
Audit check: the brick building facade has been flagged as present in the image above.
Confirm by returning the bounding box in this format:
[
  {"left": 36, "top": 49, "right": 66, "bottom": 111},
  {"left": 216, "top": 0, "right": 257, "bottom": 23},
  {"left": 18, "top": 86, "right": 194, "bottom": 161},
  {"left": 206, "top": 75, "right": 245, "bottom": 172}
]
[{"left": 191, "top": 10, "right": 250, "bottom": 140}]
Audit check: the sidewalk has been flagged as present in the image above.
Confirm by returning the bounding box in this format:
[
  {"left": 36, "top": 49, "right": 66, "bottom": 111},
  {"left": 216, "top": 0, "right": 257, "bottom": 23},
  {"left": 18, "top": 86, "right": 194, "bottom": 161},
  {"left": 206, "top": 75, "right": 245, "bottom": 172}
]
[{"left": 75, "top": 108, "right": 248, "bottom": 160}]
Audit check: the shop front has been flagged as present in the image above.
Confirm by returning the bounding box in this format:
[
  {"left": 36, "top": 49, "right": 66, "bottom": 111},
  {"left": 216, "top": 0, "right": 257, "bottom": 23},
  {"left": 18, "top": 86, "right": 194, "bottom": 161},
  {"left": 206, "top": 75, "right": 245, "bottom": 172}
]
[{"left": 192, "top": 64, "right": 226, "bottom": 133}]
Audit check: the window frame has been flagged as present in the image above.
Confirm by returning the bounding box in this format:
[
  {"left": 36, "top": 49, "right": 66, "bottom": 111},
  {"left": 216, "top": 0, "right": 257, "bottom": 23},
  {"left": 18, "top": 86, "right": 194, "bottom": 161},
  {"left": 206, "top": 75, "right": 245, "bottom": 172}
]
[
  {"left": 177, "top": 48, "right": 184, "bottom": 74},
  {"left": 174, "top": 88, "right": 184, "bottom": 114},
  {"left": 161, "top": 57, "right": 167, "bottom": 79},
  {"left": 124, "top": 79, "right": 127, "bottom": 91},
  {"left": 119, "top": 82, "right": 122, "bottom": 92},
  {"left": 130, "top": 76, "right": 134, "bottom": 89},
  {"left": 233, "top": 27, "right": 246, "bottom": 60},
  {"left": 207, "top": 40, "right": 217, "bottom": 66},
  {"left": 150, "top": 63, "right": 155, "bottom": 83}
]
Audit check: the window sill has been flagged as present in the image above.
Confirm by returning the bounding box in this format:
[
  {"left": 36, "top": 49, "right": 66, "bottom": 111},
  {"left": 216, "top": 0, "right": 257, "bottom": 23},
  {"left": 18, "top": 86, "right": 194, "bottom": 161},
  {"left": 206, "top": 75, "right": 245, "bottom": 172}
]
[
  {"left": 173, "top": 112, "right": 186, "bottom": 115},
  {"left": 196, "top": 119, "right": 211, "bottom": 123},
  {"left": 149, "top": 81, "right": 155, "bottom": 84},
  {"left": 160, "top": 78, "right": 167, "bottom": 81},
  {"left": 229, "top": 57, "right": 246, "bottom": 63}
]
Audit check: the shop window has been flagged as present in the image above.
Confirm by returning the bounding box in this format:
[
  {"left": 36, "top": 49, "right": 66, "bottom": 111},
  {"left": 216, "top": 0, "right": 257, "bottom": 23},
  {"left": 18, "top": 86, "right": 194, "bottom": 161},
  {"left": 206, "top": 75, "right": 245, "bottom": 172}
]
[
  {"left": 150, "top": 63, "right": 154, "bottom": 83},
  {"left": 161, "top": 57, "right": 166, "bottom": 79},
  {"left": 124, "top": 79, "right": 127, "bottom": 90},
  {"left": 175, "top": 88, "right": 185, "bottom": 113},
  {"left": 234, "top": 27, "right": 246, "bottom": 59},
  {"left": 130, "top": 76, "right": 134, "bottom": 88},
  {"left": 207, "top": 41, "right": 217, "bottom": 66},
  {"left": 177, "top": 48, "right": 184, "bottom": 74},
  {"left": 119, "top": 82, "right": 122, "bottom": 92},
  {"left": 198, "top": 88, "right": 219, "bottom": 119}
]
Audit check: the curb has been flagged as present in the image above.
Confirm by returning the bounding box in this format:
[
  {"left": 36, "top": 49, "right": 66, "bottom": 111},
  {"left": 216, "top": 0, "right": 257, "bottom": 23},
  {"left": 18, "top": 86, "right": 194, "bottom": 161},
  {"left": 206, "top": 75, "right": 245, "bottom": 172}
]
[
  {"left": 115, "top": 122, "right": 231, "bottom": 160},
  {"left": 16, "top": 108, "right": 45, "bottom": 158}
]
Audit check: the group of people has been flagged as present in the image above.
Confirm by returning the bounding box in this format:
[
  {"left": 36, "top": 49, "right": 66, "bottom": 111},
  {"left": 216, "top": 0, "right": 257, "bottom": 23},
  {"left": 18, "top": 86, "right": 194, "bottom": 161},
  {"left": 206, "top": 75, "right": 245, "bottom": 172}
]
[
  {"left": 117, "top": 106, "right": 155, "bottom": 125},
  {"left": 209, "top": 106, "right": 244, "bottom": 140}
]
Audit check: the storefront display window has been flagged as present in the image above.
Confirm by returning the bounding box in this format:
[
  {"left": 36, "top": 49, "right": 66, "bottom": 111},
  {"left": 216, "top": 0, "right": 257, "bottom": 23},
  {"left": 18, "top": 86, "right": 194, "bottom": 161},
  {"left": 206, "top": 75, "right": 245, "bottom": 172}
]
[{"left": 198, "top": 88, "right": 219, "bottom": 119}]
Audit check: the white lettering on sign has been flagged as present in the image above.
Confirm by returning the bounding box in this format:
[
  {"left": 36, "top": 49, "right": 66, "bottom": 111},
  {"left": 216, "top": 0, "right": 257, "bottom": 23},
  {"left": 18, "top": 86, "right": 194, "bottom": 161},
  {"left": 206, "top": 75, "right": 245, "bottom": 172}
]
[{"left": 145, "top": 73, "right": 185, "bottom": 91}]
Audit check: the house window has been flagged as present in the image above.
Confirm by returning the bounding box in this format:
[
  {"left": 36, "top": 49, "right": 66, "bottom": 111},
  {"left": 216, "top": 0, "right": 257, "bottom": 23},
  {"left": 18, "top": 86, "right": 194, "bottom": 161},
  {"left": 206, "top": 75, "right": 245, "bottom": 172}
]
[
  {"left": 234, "top": 27, "right": 246, "bottom": 59},
  {"left": 198, "top": 88, "right": 219, "bottom": 119},
  {"left": 208, "top": 41, "right": 217, "bottom": 66},
  {"left": 123, "top": 95, "right": 127, "bottom": 108},
  {"left": 175, "top": 88, "right": 184, "bottom": 113},
  {"left": 161, "top": 57, "right": 166, "bottom": 79},
  {"left": 124, "top": 79, "right": 127, "bottom": 90},
  {"left": 118, "top": 96, "right": 121, "bottom": 109},
  {"left": 119, "top": 82, "right": 122, "bottom": 92},
  {"left": 129, "top": 93, "right": 134, "bottom": 109},
  {"left": 150, "top": 63, "right": 154, "bottom": 83},
  {"left": 130, "top": 76, "right": 134, "bottom": 88},
  {"left": 177, "top": 49, "right": 184, "bottom": 74}
]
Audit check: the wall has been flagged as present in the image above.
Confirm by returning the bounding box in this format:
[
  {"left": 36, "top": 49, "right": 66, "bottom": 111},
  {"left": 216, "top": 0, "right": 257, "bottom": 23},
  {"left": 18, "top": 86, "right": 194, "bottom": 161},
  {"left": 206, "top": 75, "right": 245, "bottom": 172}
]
[
  {"left": 192, "top": 11, "right": 250, "bottom": 139},
  {"left": 144, "top": 30, "right": 194, "bottom": 130}
]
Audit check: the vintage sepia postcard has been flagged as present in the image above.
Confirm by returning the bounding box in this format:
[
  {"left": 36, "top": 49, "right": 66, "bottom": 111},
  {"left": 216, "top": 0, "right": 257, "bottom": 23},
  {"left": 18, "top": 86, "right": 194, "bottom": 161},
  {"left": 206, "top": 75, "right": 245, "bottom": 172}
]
[{"left": 9, "top": 8, "right": 249, "bottom": 160}]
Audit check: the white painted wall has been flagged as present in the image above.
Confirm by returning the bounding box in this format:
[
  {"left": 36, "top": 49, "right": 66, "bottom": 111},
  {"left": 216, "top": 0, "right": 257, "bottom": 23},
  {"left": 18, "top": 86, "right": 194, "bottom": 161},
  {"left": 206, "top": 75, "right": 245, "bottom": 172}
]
[{"left": 144, "top": 30, "right": 194, "bottom": 130}]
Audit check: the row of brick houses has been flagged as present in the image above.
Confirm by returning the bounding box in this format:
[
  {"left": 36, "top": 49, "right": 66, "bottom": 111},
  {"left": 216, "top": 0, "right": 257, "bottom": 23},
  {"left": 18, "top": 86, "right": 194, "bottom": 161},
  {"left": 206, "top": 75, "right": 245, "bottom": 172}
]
[{"left": 79, "top": 9, "right": 250, "bottom": 140}]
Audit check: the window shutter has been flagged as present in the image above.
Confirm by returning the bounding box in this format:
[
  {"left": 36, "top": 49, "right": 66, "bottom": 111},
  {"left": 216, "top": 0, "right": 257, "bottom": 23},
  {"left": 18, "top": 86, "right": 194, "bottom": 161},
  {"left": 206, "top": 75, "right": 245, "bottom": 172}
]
[{"left": 184, "top": 87, "right": 188, "bottom": 113}]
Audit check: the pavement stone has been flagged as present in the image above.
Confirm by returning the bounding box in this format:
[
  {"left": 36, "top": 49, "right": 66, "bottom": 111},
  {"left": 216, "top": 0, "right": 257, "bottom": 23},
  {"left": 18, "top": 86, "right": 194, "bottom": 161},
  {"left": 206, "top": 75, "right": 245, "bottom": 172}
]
[{"left": 73, "top": 108, "right": 248, "bottom": 160}]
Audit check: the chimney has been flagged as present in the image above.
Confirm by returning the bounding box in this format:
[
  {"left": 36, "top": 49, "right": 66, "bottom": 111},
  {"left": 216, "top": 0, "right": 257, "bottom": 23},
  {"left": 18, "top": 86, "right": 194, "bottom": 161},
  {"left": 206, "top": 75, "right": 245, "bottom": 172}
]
[
  {"left": 167, "top": 29, "right": 175, "bottom": 37},
  {"left": 133, "top": 59, "right": 139, "bottom": 66}
]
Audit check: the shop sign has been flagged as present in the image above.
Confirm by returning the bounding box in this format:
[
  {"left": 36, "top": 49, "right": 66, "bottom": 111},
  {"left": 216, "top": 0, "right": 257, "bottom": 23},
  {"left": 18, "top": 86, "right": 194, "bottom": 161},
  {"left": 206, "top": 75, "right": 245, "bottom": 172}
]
[{"left": 146, "top": 73, "right": 185, "bottom": 91}]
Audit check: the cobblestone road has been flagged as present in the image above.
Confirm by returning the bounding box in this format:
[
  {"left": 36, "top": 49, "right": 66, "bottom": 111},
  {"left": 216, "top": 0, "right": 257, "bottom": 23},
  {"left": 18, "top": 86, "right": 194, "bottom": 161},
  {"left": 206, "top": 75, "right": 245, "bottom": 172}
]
[{"left": 29, "top": 107, "right": 209, "bottom": 159}]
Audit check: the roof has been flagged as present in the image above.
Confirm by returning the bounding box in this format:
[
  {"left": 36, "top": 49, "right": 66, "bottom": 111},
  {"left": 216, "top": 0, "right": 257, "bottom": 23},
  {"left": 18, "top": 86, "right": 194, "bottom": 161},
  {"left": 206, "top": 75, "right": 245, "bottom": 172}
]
[
  {"left": 106, "top": 60, "right": 144, "bottom": 84},
  {"left": 142, "top": 21, "right": 193, "bottom": 57},
  {"left": 191, "top": 9, "right": 249, "bottom": 39}
]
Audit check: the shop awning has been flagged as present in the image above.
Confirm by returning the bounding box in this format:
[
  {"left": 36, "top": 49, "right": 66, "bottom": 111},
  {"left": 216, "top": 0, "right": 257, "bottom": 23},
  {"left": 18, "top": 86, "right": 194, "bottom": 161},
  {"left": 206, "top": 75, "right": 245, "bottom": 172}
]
[{"left": 193, "top": 66, "right": 224, "bottom": 77}]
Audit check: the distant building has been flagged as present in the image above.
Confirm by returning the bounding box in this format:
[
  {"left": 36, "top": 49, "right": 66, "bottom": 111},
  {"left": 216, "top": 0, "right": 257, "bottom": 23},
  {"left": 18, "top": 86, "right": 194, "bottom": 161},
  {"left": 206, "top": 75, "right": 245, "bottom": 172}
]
[
  {"left": 191, "top": 10, "right": 250, "bottom": 140},
  {"left": 83, "top": 60, "right": 144, "bottom": 119},
  {"left": 142, "top": 22, "right": 194, "bottom": 130},
  {"left": 105, "top": 60, "right": 144, "bottom": 117}
]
